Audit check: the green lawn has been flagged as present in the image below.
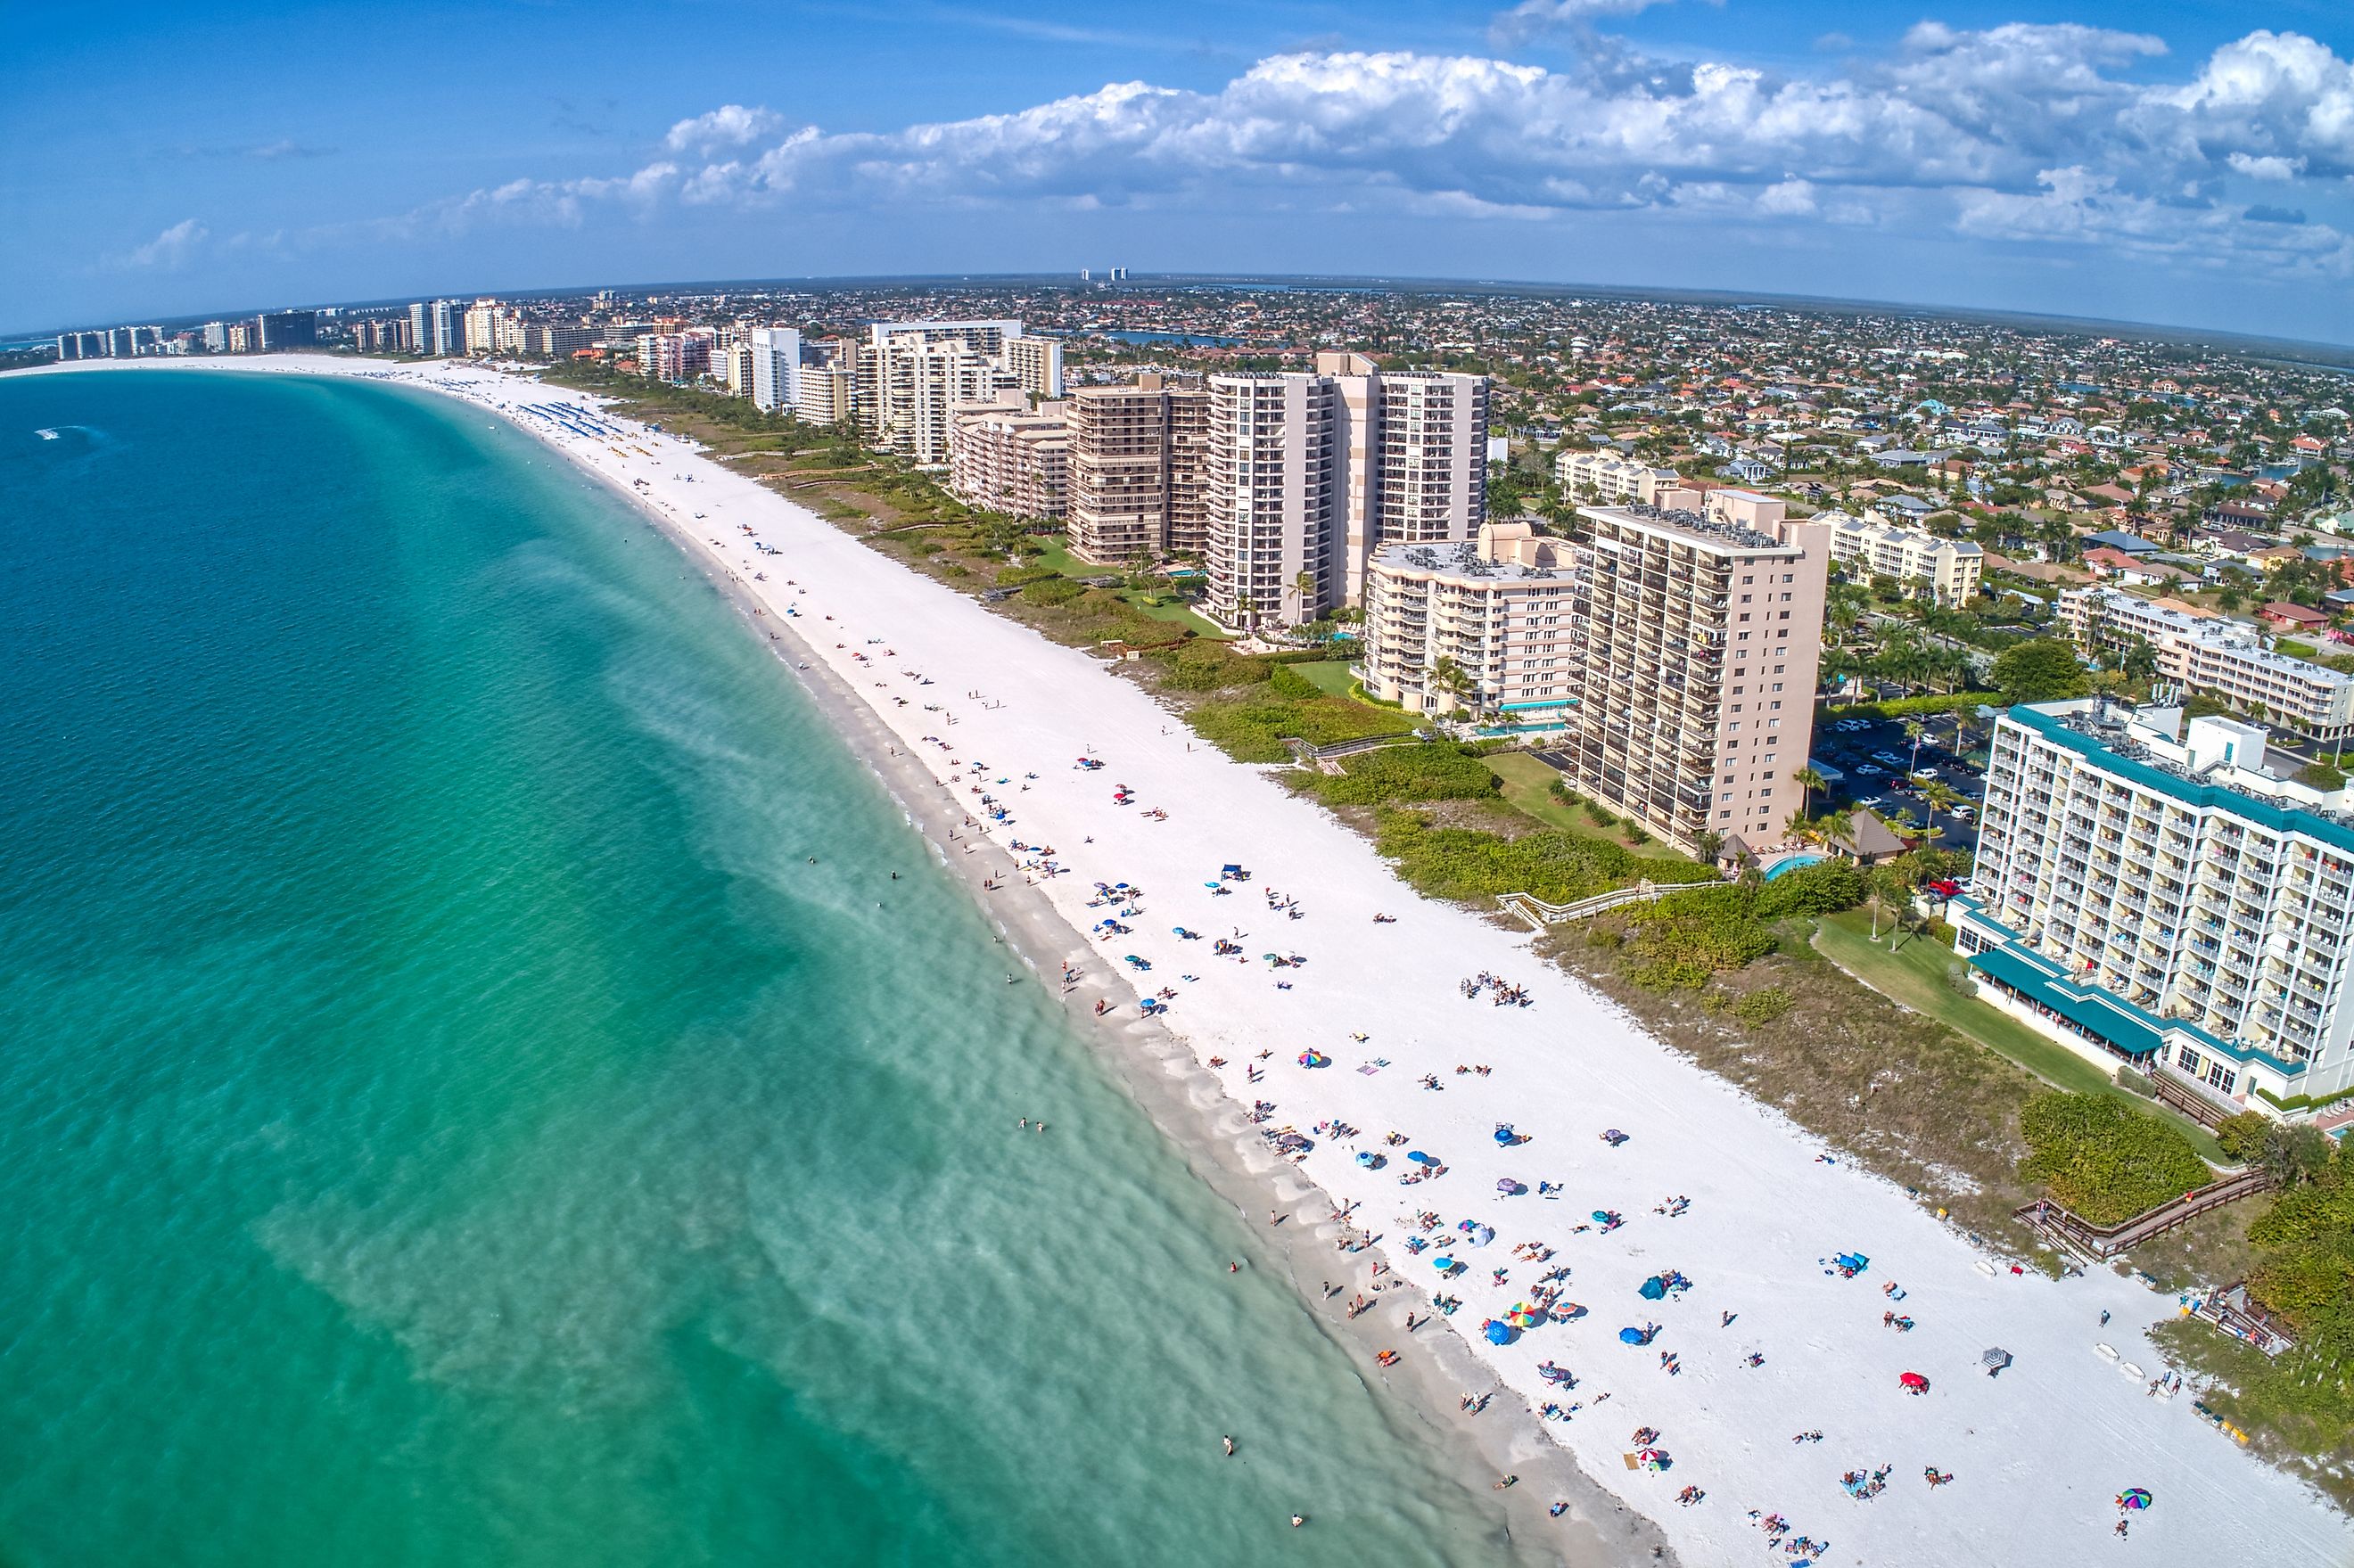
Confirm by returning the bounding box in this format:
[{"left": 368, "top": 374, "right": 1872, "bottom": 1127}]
[
  {"left": 1487, "top": 752, "right": 1700, "bottom": 863},
  {"left": 1290, "top": 659, "right": 1362, "bottom": 696},
  {"left": 1812, "top": 909, "right": 2226, "bottom": 1162},
  {"left": 1118, "top": 594, "right": 1228, "bottom": 639},
  {"left": 1024, "top": 539, "right": 1231, "bottom": 638}
]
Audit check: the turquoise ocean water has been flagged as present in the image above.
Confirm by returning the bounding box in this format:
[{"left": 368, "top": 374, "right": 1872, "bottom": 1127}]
[{"left": 0, "top": 373, "right": 1531, "bottom": 1567}]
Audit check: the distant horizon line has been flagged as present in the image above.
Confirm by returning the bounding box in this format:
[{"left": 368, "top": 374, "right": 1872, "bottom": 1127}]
[{"left": 17, "top": 270, "right": 2354, "bottom": 373}]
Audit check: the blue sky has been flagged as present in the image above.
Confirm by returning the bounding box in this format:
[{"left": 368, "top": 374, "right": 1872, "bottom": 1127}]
[{"left": 7, "top": 1, "right": 2354, "bottom": 341}]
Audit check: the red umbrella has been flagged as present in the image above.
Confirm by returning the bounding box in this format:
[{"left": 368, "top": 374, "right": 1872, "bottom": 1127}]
[{"left": 1899, "top": 1371, "right": 1930, "bottom": 1394}]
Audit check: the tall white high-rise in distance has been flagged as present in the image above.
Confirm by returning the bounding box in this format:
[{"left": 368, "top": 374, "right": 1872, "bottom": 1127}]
[
  {"left": 462, "top": 299, "right": 502, "bottom": 356},
  {"left": 429, "top": 300, "right": 466, "bottom": 357},
  {"left": 408, "top": 302, "right": 430, "bottom": 355},
  {"left": 856, "top": 320, "right": 1052, "bottom": 464},
  {"left": 750, "top": 326, "right": 802, "bottom": 413},
  {"left": 1205, "top": 352, "right": 1487, "bottom": 630}
]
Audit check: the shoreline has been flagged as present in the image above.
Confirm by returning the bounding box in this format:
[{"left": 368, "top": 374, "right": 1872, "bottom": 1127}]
[
  {"left": 610, "top": 426, "right": 1651, "bottom": 1565},
  {"left": 22, "top": 357, "right": 2346, "bottom": 1568}
]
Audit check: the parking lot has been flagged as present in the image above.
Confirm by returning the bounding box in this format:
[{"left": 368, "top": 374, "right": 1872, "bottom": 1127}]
[{"left": 1809, "top": 709, "right": 1985, "bottom": 854}]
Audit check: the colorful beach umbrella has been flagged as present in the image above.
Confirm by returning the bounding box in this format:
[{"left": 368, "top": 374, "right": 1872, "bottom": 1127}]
[{"left": 2118, "top": 1489, "right": 2152, "bottom": 1511}]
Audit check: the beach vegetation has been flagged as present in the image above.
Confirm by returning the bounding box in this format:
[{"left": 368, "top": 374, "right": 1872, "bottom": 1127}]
[
  {"left": 2017, "top": 1092, "right": 2212, "bottom": 1225},
  {"left": 1372, "top": 810, "right": 1716, "bottom": 906},
  {"left": 2154, "top": 1137, "right": 2354, "bottom": 1501},
  {"left": 1188, "top": 696, "right": 1408, "bottom": 761},
  {"left": 1307, "top": 744, "right": 1500, "bottom": 808}
]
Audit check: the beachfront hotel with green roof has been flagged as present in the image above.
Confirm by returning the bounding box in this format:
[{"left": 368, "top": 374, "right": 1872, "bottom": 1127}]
[{"left": 1956, "top": 697, "right": 2354, "bottom": 1118}]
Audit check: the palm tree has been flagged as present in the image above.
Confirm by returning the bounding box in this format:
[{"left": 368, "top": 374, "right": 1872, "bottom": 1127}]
[
  {"left": 1294, "top": 570, "right": 1318, "bottom": 627},
  {"left": 1430, "top": 656, "right": 1471, "bottom": 717},
  {"left": 1792, "top": 765, "right": 1828, "bottom": 821},
  {"left": 1904, "top": 719, "right": 1927, "bottom": 775}
]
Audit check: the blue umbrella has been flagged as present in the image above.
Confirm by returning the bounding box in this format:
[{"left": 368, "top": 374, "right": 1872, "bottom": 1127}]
[
  {"left": 1408, "top": 1151, "right": 1437, "bottom": 1165},
  {"left": 1485, "top": 1320, "right": 1517, "bottom": 1345},
  {"left": 1618, "top": 1326, "right": 1650, "bottom": 1345}
]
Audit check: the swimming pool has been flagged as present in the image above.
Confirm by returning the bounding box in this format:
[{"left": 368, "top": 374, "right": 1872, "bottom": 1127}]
[{"left": 1763, "top": 854, "right": 1827, "bottom": 880}]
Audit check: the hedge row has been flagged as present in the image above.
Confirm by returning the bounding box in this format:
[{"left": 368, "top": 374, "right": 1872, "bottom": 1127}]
[{"left": 1824, "top": 691, "right": 2004, "bottom": 719}]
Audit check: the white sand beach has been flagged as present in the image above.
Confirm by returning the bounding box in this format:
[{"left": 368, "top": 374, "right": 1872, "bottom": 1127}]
[{"left": 51, "top": 357, "right": 2353, "bottom": 1565}]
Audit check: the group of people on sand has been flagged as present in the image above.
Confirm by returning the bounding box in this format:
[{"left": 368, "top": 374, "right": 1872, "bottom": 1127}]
[{"left": 1459, "top": 972, "right": 1533, "bottom": 1006}]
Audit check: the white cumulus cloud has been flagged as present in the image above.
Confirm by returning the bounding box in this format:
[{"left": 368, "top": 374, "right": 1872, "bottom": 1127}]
[
  {"left": 329, "top": 27, "right": 2354, "bottom": 289},
  {"left": 121, "top": 218, "right": 207, "bottom": 268},
  {"left": 663, "top": 104, "right": 782, "bottom": 153}
]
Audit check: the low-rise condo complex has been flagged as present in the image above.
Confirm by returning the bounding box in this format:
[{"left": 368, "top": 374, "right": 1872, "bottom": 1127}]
[
  {"left": 2062, "top": 587, "right": 2354, "bottom": 743},
  {"left": 1554, "top": 448, "right": 1684, "bottom": 505},
  {"left": 1824, "top": 511, "right": 1984, "bottom": 605}
]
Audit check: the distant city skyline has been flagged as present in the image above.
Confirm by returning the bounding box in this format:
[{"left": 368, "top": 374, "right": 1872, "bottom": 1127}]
[{"left": 8, "top": 0, "right": 2354, "bottom": 341}]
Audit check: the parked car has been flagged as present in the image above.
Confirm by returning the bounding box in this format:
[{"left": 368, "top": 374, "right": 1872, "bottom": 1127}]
[
  {"left": 1925, "top": 878, "right": 1963, "bottom": 898},
  {"left": 1856, "top": 763, "right": 1885, "bottom": 776},
  {"left": 1913, "top": 768, "right": 1940, "bottom": 780}
]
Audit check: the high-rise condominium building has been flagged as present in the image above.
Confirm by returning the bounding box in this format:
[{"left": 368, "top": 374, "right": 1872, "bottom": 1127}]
[
  {"left": 524, "top": 323, "right": 598, "bottom": 360},
  {"left": 347, "top": 317, "right": 411, "bottom": 353},
  {"left": 257, "top": 310, "right": 317, "bottom": 351},
  {"left": 107, "top": 327, "right": 136, "bottom": 357},
  {"left": 1204, "top": 353, "right": 1487, "bottom": 629},
  {"left": 797, "top": 365, "right": 856, "bottom": 428},
  {"left": 1003, "top": 335, "right": 1065, "bottom": 399},
  {"left": 462, "top": 300, "right": 504, "bottom": 356},
  {"left": 866, "top": 318, "right": 1022, "bottom": 357},
  {"left": 1362, "top": 521, "right": 1580, "bottom": 730},
  {"left": 864, "top": 332, "right": 1009, "bottom": 464},
  {"left": 856, "top": 321, "right": 1071, "bottom": 462},
  {"left": 1206, "top": 371, "right": 1338, "bottom": 628},
  {"left": 429, "top": 300, "right": 466, "bottom": 357},
  {"left": 1546, "top": 490, "right": 1828, "bottom": 854},
  {"left": 1066, "top": 374, "right": 1208, "bottom": 563},
  {"left": 637, "top": 330, "right": 714, "bottom": 384},
  {"left": 1956, "top": 699, "right": 2354, "bottom": 1112},
  {"left": 408, "top": 302, "right": 431, "bottom": 356},
  {"left": 750, "top": 326, "right": 802, "bottom": 413},
  {"left": 947, "top": 397, "right": 1069, "bottom": 521}
]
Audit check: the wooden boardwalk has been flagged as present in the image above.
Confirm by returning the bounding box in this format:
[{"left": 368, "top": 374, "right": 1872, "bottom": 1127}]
[{"left": 2013, "top": 1167, "right": 2274, "bottom": 1260}]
